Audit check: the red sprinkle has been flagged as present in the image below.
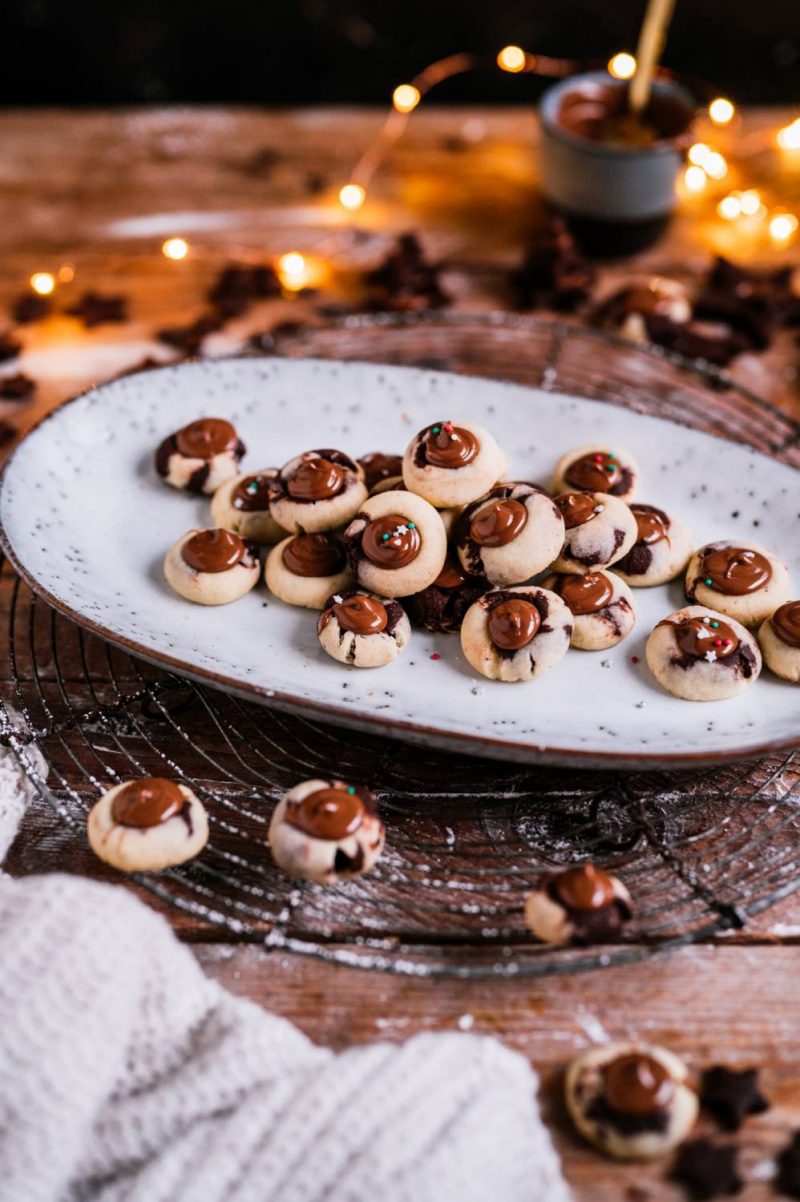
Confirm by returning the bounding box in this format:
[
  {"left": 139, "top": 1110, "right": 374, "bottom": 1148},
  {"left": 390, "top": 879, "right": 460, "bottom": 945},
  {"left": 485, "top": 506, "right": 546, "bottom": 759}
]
[
  {"left": 430, "top": 653, "right": 441, "bottom": 661},
  {"left": 630, "top": 655, "right": 640, "bottom": 663}
]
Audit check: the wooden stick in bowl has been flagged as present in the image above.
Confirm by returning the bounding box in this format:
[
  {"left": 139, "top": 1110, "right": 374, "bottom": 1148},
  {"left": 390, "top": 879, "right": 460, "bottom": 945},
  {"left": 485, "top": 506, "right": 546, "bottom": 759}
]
[{"left": 630, "top": 0, "right": 677, "bottom": 114}]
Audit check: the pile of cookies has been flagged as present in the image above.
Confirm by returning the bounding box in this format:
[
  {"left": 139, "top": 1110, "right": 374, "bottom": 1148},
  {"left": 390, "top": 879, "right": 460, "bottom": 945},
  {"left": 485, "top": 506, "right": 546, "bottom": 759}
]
[{"left": 155, "top": 415, "right": 799, "bottom": 700}]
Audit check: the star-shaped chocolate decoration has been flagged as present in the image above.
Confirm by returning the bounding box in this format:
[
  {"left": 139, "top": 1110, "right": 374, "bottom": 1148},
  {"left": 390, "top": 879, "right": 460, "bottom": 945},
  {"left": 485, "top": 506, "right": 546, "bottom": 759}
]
[
  {"left": 700, "top": 1066, "right": 769, "bottom": 1131},
  {"left": 67, "top": 291, "right": 128, "bottom": 328},
  {"left": 512, "top": 216, "right": 596, "bottom": 312},
  {"left": 155, "top": 313, "right": 223, "bottom": 356},
  {"left": 208, "top": 263, "right": 280, "bottom": 318},
  {"left": 0, "top": 331, "right": 22, "bottom": 363},
  {"left": 777, "top": 1131, "right": 800, "bottom": 1198},
  {"left": 364, "top": 233, "right": 450, "bottom": 312},
  {"left": 671, "top": 1139, "right": 742, "bottom": 1201},
  {"left": 11, "top": 292, "right": 52, "bottom": 324},
  {"left": 0, "top": 373, "right": 35, "bottom": 400}
]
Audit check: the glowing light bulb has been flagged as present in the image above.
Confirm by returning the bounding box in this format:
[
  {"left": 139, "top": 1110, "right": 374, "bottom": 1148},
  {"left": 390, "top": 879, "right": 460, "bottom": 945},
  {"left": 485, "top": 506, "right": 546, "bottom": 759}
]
[
  {"left": 57, "top": 264, "right": 75, "bottom": 283},
  {"left": 277, "top": 252, "right": 308, "bottom": 291},
  {"left": 717, "top": 195, "right": 741, "bottom": 220},
  {"left": 162, "top": 237, "right": 189, "bottom": 261},
  {"left": 708, "top": 98, "right": 735, "bottom": 126},
  {"left": 339, "top": 183, "right": 366, "bottom": 211},
  {"left": 687, "top": 143, "right": 727, "bottom": 179},
  {"left": 739, "top": 189, "right": 762, "bottom": 216},
  {"left": 392, "top": 83, "right": 420, "bottom": 113},
  {"left": 683, "top": 165, "right": 707, "bottom": 194},
  {"left": 30, "top": 272, "right": 55, "bottom": 296},
  {"left": 497, "top": 45, "right": 526, "bottom": 73},
  {"left": 769, "top": 212, "right": 798, "bottom": 243},
  {"left": 608, "top": 52, "right": 636, "bottom": 80},
  {"left": 777, "top": 119, "right": 800, "bottom": 151}
]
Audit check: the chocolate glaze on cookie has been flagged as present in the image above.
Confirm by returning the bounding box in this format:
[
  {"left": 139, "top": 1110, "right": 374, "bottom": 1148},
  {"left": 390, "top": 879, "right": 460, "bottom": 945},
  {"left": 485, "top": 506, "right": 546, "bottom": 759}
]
[
  {"left": 414, "top": 421, "right": 478, "bottom": 469},
  {"left": 616, "top": 504, "right": 671, "bottom": 576},
  {"left": 483, "top": 594, "right": 542, "bottom": 651},
  {"left": 555, "top": 492, "right": 603, "bottom": 529},
  {"left": 282, "top": 533, "right": 346, "bottom": 577},
  {"left": 286, "top": 784, "right": 376, "bottom": 840},
  {"left": 564, "top": 450, "right": 633, "bottom": 497},
  {"left": 318, "top": 591, "right": 404, "bottom": 638},
  {"left": 273, "top": 449, "right": 359, "bottom": 504},
  {"left": 469, "top": 498, "right": 528, "bottom": 546},
  {"left": 361, "top": 514, "right": 421, "bottom": 568},
  {"left": 182, "top": 529, "right": 254, "bottom": 573},
  {"left": 772, "top": 600, "right": 800, "bottom": 648},
  {"left": 232, "top": 473, "right": 273, "bottom": 512},
  {"left": 553, "top": 572, "right": 614, "bottom": 615},
  {"left": 155, "top": 418, "right": 245, "bottom": 493},
  {"left": 688, "top": 545, "right": 773, "bottom": 597},
  {"left": 358, "top": 452, "right": 403, "bottom": 491},
  {"left": 546, "top": 863, "right": 632, "bottom": 944},
  {"left": 111, "top": 777, "right": 188, "bottom": 829},
  {"left": 657, "top": 614, "right": 756, "bottom": 675}
]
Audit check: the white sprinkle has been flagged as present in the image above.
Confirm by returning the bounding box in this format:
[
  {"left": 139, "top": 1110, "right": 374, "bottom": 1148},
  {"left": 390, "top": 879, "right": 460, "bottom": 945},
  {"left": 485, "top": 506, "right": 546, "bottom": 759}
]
[
  {"left": 333, "top": 594, "right": 343, "bottom": 603},
  {"left": 704, "top": 649, "right": 718, "bottom": 663},
  {"left": 593, "top": 504, "right": 605, "bottom": 514},
  {"left": 457, "top": 1013, "right": 475, "bottom": 1031}
]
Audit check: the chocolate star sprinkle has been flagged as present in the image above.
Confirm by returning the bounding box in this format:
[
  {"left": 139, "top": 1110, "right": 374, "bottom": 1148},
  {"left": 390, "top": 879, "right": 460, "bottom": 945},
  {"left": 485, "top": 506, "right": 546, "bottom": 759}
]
[
  {"left": 0, "top": 373, "right": 35, "bottom": 400},
  {"left": 11, "top": 292, "right": 52, "bottom": 325},
  {"left": 364, "top": 233, "right": 450, "bottom": 312},
  {"left": 671, "top": 1139, "right": 742, "bottom": 1200},
  {"left": 155, "top": 313, "right": 223, "bottom": 356},
  {"left": 67, "top": 291, "right": 128, "bottom": 328},
  {"left": 0, "top": 332, "right": 22, "bottom": 363},
  {"left": 512, "top": 216, "right": 595, "bottom": 312},
  {"left": 208, "top": 263, "right": 281, "bottom": 318},
  {"left": 700, "top": 1066, "right": 769, "bottom": 1131},
  {"left": 777, "top": 1131, "right": 800, "bottom": 1198}
]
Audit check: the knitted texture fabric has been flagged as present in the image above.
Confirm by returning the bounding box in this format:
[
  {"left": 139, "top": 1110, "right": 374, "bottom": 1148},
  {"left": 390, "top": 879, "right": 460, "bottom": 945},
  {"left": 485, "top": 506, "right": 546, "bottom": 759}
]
[{"left": 0, "top": 738, "right": 571, "bottom": 1202}]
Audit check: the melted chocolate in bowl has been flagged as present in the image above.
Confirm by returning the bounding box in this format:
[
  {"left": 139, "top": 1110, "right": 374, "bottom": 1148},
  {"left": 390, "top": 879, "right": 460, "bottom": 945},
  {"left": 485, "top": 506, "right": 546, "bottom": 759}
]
[
  {"left": 286, "top": 785, "right": 365, "bottom": 841},
  {"left": 772, "top": 601, "right": 800, "bottom": 649},
  {"left": 111, "top": 777, "right": 185, "bottom": 827},
  {"left": 557, "top": 80, "right": 693, "bottom": 149}
]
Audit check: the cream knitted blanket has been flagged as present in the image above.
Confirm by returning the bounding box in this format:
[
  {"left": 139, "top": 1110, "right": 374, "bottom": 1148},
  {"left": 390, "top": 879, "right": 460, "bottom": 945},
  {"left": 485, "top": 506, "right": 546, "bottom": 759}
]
[{"left": 0, "top": 735, "right": 571, "bottom": 1202}]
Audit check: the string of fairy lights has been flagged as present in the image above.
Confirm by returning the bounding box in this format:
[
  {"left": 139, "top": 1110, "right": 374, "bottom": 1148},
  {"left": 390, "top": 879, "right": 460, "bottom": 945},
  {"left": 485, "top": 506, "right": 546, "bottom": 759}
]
[{"left": 24, "top": 45, "right": 800, "bottom": 303}]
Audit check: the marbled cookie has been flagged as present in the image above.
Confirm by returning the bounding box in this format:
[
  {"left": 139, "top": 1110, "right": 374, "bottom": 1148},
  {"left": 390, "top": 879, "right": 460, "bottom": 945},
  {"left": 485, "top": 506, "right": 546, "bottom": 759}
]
[
  {"left": 758, "top": 600, "right": 800, "bottom": 682},
  {"left": 460, "top": 586, "right": 572, "bottom": 683},
  {"left": 566, "top": 1042, "right": 698, "bottom": 1161},
  {"left": 550, "top": 492, "right": 638, "bottom": 575},
  {"left": 269, "top": 448, "right": 367, "bottom": 534},
  {"left": 552, "top": 443, "right": 638, "bottom": 502},
  {"left": 405, "top": 557, "right": 489, "bottom": 633},
  {"left": 155, "top": 417, "right": 245, "bottom": 495},
  {"left": 343, "top": 490, "right": 447, "bottom": 598},
  {"left": 164, "top": 528, "right": 260, "bottom": 605},
  {"left": 88, "top": 777, "right": 209, "bottom": 873},
  {"left": 525, "top": 863, "right": 632, "bottom": 946},
  {"left": 685, "top": 540, "right": 790, "bottom": 628},
  {"left": 614, "top": 503, "right": 693, "bottom": 587},
  {"left": 544, "top": 569, "right": 635, "bottom": 650},
  {"left": 317, "top": 590, "right": 411, "bottom": 668},
  {"left": 403, "top": 419, "right": 506, "bottom": 508},
  {"left": 211, "top": 469, "right": 287, "bottom": 544},
  {"left": 646, "top": 605, "right": 761, "bottom": 701},
  {"left": 456, "top": 483, "right": 565, "bottom": 586},
  {"left": 268, "top": 778, "right": 385, "bottom": 884},
  {"left": 265, "top": 532, "right": 350, "bottom": 609}
]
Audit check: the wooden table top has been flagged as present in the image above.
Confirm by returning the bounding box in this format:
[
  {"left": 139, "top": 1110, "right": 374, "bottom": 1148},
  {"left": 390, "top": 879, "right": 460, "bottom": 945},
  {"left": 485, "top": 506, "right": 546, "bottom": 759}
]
[{"left": 2, "top": 106, "right": 799, "bottom": 1201}]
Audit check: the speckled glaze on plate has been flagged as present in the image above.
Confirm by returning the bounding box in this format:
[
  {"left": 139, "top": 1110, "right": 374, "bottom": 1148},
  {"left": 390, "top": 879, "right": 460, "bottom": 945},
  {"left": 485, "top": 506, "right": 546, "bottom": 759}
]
[{"left": 1, "top": 355, "right": 797, "bottom": 767}]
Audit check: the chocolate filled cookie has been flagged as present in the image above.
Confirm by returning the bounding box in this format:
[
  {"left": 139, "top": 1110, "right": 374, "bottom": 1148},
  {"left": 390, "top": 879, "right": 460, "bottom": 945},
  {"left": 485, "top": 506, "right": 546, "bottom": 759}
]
[
  {"left": 544, "top": 569, "right": 636, "bottom": 650},
  {"left": 317, "top": 590, "right": 411, "bottom": 668},
  {"left": 164, "top": 527, "right": 260, "bottom": 605},
  {"left": 155, "top": 416, "right": 245, "bottom": 495},
  {"left": 265, "top": 532, "right": 351, "bottom": 609},
  {"left": 269, "top": 448, "right": 368, "bottom": 534},
  {"left": 402, "top": 419, "right": 506, "bottom": 508},
  {"left": 405, "top": 557, "right": 490, "bottom": 633},
  {"left": 685, "top": 540, "right": 790, "bottom": 628},
  {"left": 343, "top": 490, "right": 447, "bottom": 598},
  {"left": 646, "top": 605, "right": 761, "bottom": 701},
  {"left": 268, "top": 778, "right": 385, "bottom": 884},
  {"left": 566, "top": 1041, "right": 699, "bottom": 1161},
  {"left": 595, "top": 277, "right": 692, "bottom": 344},
  {"left": 460, "top": 585, "right": 572, "bottom": 683},
  {"left": 550, "top": 491, "right": 638, "bottom": 575},
  {"left": 358, "top": 451, "right": 404, "bottom": 491},
  {"left": 87, "top": 777, "right": 209, "bottom": 872},
  {"left": 210, "top": 469, "right": 287, "bottom": 545},
  {"left": 456, "top": 483, "right": 565, "bottom": 586},
  {"left": 525, "top": 863, "right": 632, "bottom": 946},
  {"left": 614, "top": 503, "right": 693, "bottom": 587},
  {"left": 758, "top": 600, "right": 800, "bottom": 682},
  {"left": 552, "top": 444, "right": 638, "bottom": 502}
]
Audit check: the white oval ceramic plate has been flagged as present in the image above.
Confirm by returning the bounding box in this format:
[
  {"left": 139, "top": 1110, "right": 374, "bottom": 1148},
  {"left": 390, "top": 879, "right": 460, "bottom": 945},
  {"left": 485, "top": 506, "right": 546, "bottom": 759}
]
[{"left": 1, "top": 356, "right": 797, "bottom": 768}]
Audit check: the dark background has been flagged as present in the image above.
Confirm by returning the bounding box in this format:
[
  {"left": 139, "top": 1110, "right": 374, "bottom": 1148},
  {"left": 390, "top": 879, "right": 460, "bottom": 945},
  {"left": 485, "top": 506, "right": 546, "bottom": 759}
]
[{"left": 4, "top": 0, "right": 800, "bottom": 105}]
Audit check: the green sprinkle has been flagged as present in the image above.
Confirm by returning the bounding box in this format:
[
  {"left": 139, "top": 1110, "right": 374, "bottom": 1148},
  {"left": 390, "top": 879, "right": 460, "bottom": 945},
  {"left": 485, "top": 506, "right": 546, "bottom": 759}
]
[
  {"left": 382, "top": 532, "right": 390, "bottom": 541},
  {"left": 408, "top": 521, "right": 416, "bottom": 529},
  {"left": 347, "top": 786, "right": 356, "bottom": 794},
  {"left": 608, "top": 452, "right": 616, "bottom": 459},
  {"left": 705, "top": 577, "right": 713, "bottom": 586},
  {"left": 711, "top": 620, "right": 719, "bottom": 628},
  {"left": 432, "top": 426, "right": 440, "bottom": 434}
]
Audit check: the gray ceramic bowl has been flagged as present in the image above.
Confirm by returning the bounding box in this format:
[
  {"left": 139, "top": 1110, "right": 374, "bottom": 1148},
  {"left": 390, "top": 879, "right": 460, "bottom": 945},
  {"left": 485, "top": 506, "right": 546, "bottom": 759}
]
[{"left": 539, "top": 72, "right": 695, "bottom": 231}]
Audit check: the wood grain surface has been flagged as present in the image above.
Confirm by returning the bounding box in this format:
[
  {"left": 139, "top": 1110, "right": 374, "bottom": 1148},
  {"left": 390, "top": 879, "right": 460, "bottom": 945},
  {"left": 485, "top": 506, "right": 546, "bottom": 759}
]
[{"left": 2, "top": 106, "right": 799, "bottom": 1199}]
